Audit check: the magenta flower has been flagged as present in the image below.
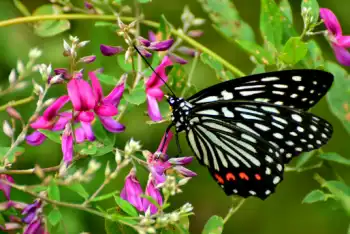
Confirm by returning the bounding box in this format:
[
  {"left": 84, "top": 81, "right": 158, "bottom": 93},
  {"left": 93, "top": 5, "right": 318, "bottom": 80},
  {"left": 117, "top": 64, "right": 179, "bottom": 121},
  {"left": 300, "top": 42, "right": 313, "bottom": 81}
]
[
  {"left": 26, "top": 96, "right": 71, "bottom": 146},
  {"left": 61, "top": 124, "right": 73, "bottom": 164},
  {"left": 0, "top": 174, "right": 14, "bottom": 200},
  {"left": 146, "top": 55, "right": 173, "bottom": 121},
  {"left": 320, "top": 8, "right": 350, "bottom": 66},
  {"left": 89, "top": 72, "right": 125, "bottom": 132},
  {"left": 121, "top": 169, "right": 144, "bottom": 212},
  {"left": 100, "top": 44, "right": 124, "bottom": 56},
  {"left": 143, "top": 178, "right": 162, "bottom": 214},
  {"left": 22, "top": 200, "right": 47, "bottom": 234},
  {"left": 147, "top": 131, "right": 196, "bottom": 184}
]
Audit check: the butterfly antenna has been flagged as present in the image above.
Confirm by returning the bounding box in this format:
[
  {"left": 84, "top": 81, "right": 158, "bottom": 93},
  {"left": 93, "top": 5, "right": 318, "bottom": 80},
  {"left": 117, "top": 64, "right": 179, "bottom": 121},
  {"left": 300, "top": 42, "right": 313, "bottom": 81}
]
[{"left": 133, "top": 44, "right": 177, "bottom": 97}]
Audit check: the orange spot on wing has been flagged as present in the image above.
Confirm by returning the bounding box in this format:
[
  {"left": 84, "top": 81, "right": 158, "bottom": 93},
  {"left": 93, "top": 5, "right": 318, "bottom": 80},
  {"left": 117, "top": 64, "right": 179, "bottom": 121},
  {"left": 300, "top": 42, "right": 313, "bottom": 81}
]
[
  {"left": 239, "top": 172, "right": 249, "bottom": 180},
  {"left": 226, "top": 173, "right": 236, "bottom": 181},
  {"left": 255, "top": 174, "right": 262, "bottom": 180},
  {"left": 215, "top": 174, "right": 224, "bottom": 184}
]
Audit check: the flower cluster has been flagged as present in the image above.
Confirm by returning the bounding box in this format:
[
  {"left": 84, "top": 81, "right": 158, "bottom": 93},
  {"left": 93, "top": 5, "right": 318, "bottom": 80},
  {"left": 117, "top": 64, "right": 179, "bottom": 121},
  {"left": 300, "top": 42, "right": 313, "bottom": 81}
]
[
  {"left": 320, "top": 8, "right": 350, "bottom": 66},
  {"left": 120, "top": 131, "right": 196, "bottom": 214}
]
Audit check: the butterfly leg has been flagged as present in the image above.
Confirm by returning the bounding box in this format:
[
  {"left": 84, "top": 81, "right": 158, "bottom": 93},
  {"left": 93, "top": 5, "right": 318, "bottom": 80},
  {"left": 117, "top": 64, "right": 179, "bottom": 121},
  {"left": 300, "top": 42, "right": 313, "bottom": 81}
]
[{"left": 175, "top": 131, "right": 182, "bottom": 157}]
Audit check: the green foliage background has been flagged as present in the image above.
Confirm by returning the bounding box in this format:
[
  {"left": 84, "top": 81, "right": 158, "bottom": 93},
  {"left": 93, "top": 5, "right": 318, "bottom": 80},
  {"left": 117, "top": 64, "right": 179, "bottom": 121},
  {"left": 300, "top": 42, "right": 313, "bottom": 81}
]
[{"left": 1, "top": 0, "right": 350, "bottom": 233}]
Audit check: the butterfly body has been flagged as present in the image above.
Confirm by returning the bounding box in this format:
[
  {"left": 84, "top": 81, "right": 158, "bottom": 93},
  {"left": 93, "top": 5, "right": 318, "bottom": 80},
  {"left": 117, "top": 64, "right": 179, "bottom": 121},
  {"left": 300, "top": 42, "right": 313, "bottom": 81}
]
[{"left": 166, "top": 70, "right": 334, "bottom": 200}]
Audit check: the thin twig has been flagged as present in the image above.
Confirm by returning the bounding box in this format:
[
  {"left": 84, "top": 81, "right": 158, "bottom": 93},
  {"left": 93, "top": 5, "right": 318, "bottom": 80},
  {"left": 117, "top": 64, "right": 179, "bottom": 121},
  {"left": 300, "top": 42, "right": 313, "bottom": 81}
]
[
  {"left": 181, "top": 51, "right": 199, "bottom": 97},
  {"left": 223, "top": 198, "right": 245, "bottom": 223},
  {"left": 0, "top": 165, "right": 60, "bottom": 175}
]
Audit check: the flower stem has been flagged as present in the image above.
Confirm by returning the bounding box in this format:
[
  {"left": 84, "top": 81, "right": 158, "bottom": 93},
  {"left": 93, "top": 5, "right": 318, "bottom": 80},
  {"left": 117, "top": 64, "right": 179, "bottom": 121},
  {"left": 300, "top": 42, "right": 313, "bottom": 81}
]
[
  {"left": 0, "top": 165, "right": 60, "bottom": 175},
  {"left": 181, "top": 51, "right": 199, "bottom": 97},
  {"left": 223, "top": 198, "right": 245, "bottom": 224},
  {"left": 0, "top": 14, "right": 245, "bottom": 77},
  {"left": 0, "top": 95, "right": 35, "bottom": 112}
]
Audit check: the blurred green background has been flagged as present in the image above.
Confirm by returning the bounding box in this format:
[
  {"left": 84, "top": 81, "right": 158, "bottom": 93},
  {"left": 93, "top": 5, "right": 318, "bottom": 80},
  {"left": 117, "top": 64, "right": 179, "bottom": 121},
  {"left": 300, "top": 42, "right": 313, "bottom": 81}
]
[{"left": 1, "top": 0, "right": 350, "bottom": 233}]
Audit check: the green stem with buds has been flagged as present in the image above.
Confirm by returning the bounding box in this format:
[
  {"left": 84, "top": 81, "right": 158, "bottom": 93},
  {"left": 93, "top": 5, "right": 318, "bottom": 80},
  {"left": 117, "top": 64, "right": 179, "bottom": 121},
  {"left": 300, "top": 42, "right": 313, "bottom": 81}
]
[{"left": 0, "top": 14, "right": 245, "bottom": 77}]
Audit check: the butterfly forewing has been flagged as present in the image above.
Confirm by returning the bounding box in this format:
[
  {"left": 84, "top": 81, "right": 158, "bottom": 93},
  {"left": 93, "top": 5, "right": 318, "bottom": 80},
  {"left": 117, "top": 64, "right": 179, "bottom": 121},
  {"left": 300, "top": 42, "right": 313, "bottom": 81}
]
[{"left": 188, "top": 70, "right": 333, "bottom": 110}]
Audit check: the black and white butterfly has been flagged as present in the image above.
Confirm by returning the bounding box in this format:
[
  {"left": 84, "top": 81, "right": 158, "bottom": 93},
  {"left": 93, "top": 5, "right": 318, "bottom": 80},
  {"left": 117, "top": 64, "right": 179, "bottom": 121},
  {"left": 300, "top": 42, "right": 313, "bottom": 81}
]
[{"left": 165, "top": 69, "right": 333, "bottom": 199}]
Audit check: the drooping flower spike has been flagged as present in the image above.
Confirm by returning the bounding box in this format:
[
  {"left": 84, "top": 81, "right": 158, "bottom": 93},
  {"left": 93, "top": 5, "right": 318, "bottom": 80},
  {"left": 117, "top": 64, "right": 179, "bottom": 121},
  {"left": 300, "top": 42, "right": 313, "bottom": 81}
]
[
  {"left": 120, "top": 169, "right": 144, "bottom": 212},
  {"left": 320, "top": 8, "right": 350, "bottom": 66}
]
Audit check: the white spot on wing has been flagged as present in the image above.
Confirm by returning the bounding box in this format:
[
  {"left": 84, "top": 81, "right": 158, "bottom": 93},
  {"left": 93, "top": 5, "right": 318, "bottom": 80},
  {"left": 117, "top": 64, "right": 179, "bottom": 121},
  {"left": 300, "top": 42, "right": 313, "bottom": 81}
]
[
  {"left": 196, "top": 96, "right": 219, "bottom": 104},
  {"left": 261, "top": 76, "right": 279, "bottom": 82},
  {"left": 291, "top": 114, "right": 302, "bottom": 122},
  {"left": 240, "top": 90, "right": 265, "bottom": 96},
  {"left": 196, "top": 109, "right": 219, "bottom": 116},
  {"left": 222, "top": 107, "right": 234, "bottom": 118},
  {"left": 292, "top": 76, "right": 302, "bottom": 81},
  {"left": 221, "top": 90, "right": 233, "bottom": 100},
  {"left": 235, "top": 85, "right": 265, "bottom": 90}
]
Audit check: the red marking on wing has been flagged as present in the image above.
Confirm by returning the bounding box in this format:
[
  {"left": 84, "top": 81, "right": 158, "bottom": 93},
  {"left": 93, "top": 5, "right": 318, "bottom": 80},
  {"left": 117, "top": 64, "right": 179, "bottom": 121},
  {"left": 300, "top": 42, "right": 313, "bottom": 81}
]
[
  {"left": 255, "top": 174, "right": 262, "bottom": 180},
  {"left": 215, "top": 173, "right": 224, "bottom": 184},
  {"left": 239, "top": 172, "right": 249, "bottom": 180},
  {"left": 226, "top": 173, "right": 236, "bottom": 181}
]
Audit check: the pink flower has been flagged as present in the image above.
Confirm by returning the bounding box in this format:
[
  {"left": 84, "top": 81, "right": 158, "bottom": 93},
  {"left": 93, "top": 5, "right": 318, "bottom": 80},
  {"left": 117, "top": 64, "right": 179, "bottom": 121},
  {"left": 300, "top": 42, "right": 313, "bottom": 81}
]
[
  {"left": 146, "top": 56, "right": 173, "bottom": 121},
  {"left": 320, "top": 8, "right": 350, "bottom": 66},
  {"left": 22, "top": 200, "right": 47, "bottom": 234},
  {"left": 61, "top": 124, "right": 73, "bottom": 164},
  {"left": 0, "top": 174, "right": 14, "bottom": 200},
  {"left": 147, "top": 131, "right": 196, "bottom": 184},
  {"left": 143, "top": 178, "right": 162, "bottom": 214},
  {"left": 100, "top": 44, "right": 124, "bottom": 56},
  {"left": 121, "top": 169, "right": 144, "bottom": 212}
]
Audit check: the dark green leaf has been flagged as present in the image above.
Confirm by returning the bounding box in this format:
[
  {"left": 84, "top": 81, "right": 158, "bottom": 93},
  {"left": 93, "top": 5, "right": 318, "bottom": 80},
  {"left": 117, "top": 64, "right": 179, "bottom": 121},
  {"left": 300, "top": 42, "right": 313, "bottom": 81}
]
[
  {"left": 67, "top": 183, "right": 89, "bottom": 199},
  {"left": 260, "top": 0, "right": 283, "bottom": 48},
  {"left": 138, "top": 0, "right": 151, "bottom": 3},
  {"left": 114, "top": 195, "right": 138, "bottom": 217},
  {"left": 13, "top": 0, "right": 31, "bottom": 16},
  {"left": 91, "top": 190, "right": 119, "bottom": 202},
  {"left": 143, "top": 54, "right": 161, "bottom": 77},
  {"left": 325, "top": 62, "right": 350, "bottom": 136},
  {"left": 141, "top": 194, "right": 161, "bottom": 210},
  {"left": 322, "top": 180, "right": 350, "bottom": 216},
  {"left": 169, "top": 64, "right": 187, "bottom": 92},
  {"left": 105, "top": 217, "right": 138, "bottom": 234},
  {"left": 48, "top": 180, "right": 60, "bottom": 201},
  {"left": 280, "top": 37, "right": 308, "bottom": 65},
  {"left": 0, "top": 213, "right": 5, "bottom": 226},
  {"left": 319, "top": 152, "right": 350, "bottom": 166},
  {"left": 33, "top": 5, "right": 70, "bottom": 37},
  {"left": 198, "top": 0, "right": 255, "bottom": 42},
  {"left": 39, "top": 129, "right": 61, "bottom": 144},
  {"left": 279, "top": 0, "right": 298, "bottom": 41},
  {"left": 110, "top": 214, "right": 139, "bottom": 225},
  {"left": 48, "top": 208, "right": 62, "bottom": 226},
  {"left": 202, "top": 215, "right": 224, "bottom": 234},
  {"left": 159, "top": 15, "right": 171, "bottom": 40},
  {"left": 0, "top": 146, "right": 25, "bottom": 162},
  {"left": 96, "top": 73, "right": 118, "bottom": 86},
  {"left": 301, "top": 0, "right": 319, "bottom": 24},
  {"left": 94, "top": 144, "right": 114, "bottom": 157},
  {"left": 295, "top": 152, "right": 314, "bottom": 168},
  {"left": 117, "top": 55, "right": 133, "bottom": 72},
  {"left": 92, "top": 120, "right": 113, "bottom": 145},
  {"left": 124, "top": 83, "right": 146, "bottom": 105},
  {"left": 31, "top": 186, "right": 47, "bottom": 193},
  {"left": 78, "top": 142, "right": 97, "bottom": 155},
  {"left": 302, "top": 189, "right": 327, "bottom": 203},
  {"left": 235, "top": 40, "right": 274, "bottom": 65}
]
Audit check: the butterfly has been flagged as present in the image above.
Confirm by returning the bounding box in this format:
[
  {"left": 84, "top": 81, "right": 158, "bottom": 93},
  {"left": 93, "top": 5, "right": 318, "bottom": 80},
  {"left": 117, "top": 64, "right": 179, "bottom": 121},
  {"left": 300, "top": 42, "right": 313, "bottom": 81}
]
[{"left": 165, "top": 69, "right": 333, "bottom": 199}]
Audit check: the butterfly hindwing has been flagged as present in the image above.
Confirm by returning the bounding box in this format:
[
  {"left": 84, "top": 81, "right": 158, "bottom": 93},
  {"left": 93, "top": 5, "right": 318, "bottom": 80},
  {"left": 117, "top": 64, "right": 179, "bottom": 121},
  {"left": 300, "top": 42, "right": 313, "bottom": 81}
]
[
  {"left": 186, "top": 115, "right": 284, "bottom": 199},
  {"left": 188, "top": 70, "right": 333, "bottom": 111}
]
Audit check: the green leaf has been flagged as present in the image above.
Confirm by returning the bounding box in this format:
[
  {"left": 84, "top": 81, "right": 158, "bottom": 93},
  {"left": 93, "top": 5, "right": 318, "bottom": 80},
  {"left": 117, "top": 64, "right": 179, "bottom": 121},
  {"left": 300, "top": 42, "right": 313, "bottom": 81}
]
[
  {"left": 39, "top": 129, "right": 61, "bottom": 144},
  {"left": 235, "top": 40, "right": 274, "bottom": 65},
  {"left": 301, "top": 0, "right": 319, "bottom": 24},
  {"left": 91, "top": 190, "right": 119, "bottom": 202},
  {"left": 295, "top": 152, "right": 314, "bottom": 168},
  {"left": 200, "top": 53, "right": 233, "bottom": 80},
  {"left": 48, "top": 208, "right": 62, "bottom": 226},
  {"left": 251, "top": 65, "right": 265, "bottom": 74},
  {"left": 202, "top": 215, "right": 224, "bottom": 234},
  {"left": 105, "top": 217, "right": 138, "bottom": 234},
  {"left": 198, "top": 0, "right": 255, "bottom": 42},
  {"left": 124, "top": 83, "right": 146, "bottom": 105},
  {"left": 260, "top": 0, "right": 283, "bottom": 48},
  {"left": 96, "top": 73, "right": 119, "bottom": 86},
  {"left": 325, "top": 62, "right": 350, "bottom": 136},
  {"left": 0, "top": 146, "right": 25, "bottom": 162},
  {"left": 280, "top": 37, "right": 308, "bottom": 65},
  {"left": 140, "top": 195, "right": 161, "bottom": 210},
  {"left": 322, "top": 180, "right": 350, "bottom": 215},
  {"left": 138, "top": 0, "right": 151, "bottom": 3},
  {"left": 48, "top": 180, "right": 60, "bottom": 201},
  {"left": 31, "top": 186, "right": 47, "bottom": 193},
  {"left": 13, "top": 0, "right": 31, "bottom": 16},
  {"left": 143, "top": 54, "right": 161, "bottom": 77},
  {"left": 92, "top": 120, "right": 113, "bottom": 145},
  {"left": 305, "top": 40, "right": 324, "bottom": 68},
  {"left": 33, "top": 4, "right": 70, "bottom": 37},
  {"left": 319, "top": 152, "right": 350, "bottom": 166},
  {"left": 78, "top": 142, "right": 97, "bottom": 155},
  {"left": 117, "top": 55, "right": 134, "bottom": 72},
  {"left": 302, "top": 189, "right": 327, "bottom": 203},
  {"left": 279, "top": 0, "right": 298, "bottom": 41},
  {"left": 159, "top": 15, "right": 171, "bottom": 40},
  {"left": 67, "top": 183, "right": 89, "bottom": 199},
  {"left": 114, "top": 195, "right": 138, "bottom": 217},
  {"left": 94, "top": 144, "right": 114, "bottom": 157}
]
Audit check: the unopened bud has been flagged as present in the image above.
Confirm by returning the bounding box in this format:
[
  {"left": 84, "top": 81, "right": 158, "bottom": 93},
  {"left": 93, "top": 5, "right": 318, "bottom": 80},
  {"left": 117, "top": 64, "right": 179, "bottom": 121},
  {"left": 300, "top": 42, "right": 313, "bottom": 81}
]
[
  {"left": 63, "top": 40, "right": 71, "bottom": 53},
  {"left": 105, "top": 161, "right": 111, "bottom": 177},
  {"left": 43, "top": 98, "right": 56, "bottom": 107},
  {"left": 6, "top": 107, "right": 22, "bottom": 120},
  {"left": 79, "top": 55, "right": 96, "bottom": 64},
  {"left": 69, "top": 35, "right": 79, "bottom": 43},
  {"left": 115, "top": 150, "right": 122, "bottom": 164},
  {"left": 8, "top": 69, "right": 16, "bottom": 85},
  {"left": 77, "top": 40, "right": 90, "bottom": 48},
  {"left": 33, "top": 81, "right": 44, "bottom": 95},
  {"left": 34, "top": 165, "right": 45, "bottom": 179},
  {"left": 14, "top": 81, "right": 28, "bottom": 90},
  {"left": 3, "top": 120, "right": 13, "bottom": 138},
  {"left": 17, "top": 60, "right": 25, "bottom": 74},
  {"left": 29, "top": 48, "right": 42, "bottom": 59},
  {"left": 192, "top": 18, "right": 206, "bottom": 26}
]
